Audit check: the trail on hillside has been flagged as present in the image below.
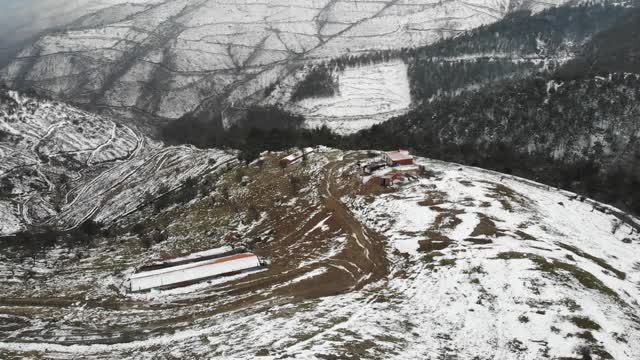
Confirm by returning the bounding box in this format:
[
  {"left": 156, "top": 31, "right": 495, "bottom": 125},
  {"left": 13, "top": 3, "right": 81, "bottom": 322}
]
[{"left": 320, "top": 157, "right": 388, "bottom": 287}]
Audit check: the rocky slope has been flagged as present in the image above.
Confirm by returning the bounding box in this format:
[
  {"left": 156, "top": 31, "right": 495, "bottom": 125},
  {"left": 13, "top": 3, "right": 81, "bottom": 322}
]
[
  {"left": 0, "top": 147, "right": 639, "bottom": 359},
  {"left": 1, "top": 0, "right": 570, "bottom": 127}
]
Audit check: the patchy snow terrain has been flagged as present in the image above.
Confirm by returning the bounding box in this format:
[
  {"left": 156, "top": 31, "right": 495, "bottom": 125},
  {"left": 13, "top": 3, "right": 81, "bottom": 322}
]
[{"left": 1, "top": 148, "right": 639, "bottom": 359}]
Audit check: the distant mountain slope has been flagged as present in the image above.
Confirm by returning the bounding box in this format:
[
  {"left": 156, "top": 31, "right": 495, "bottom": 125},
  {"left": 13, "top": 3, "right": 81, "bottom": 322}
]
[
  {"left": 0, "top": 88, "right": 236, "bottom": 235},
  {"left": 1, "top": 0, "right": 572, "bottom": 126},
  {"left": 406, "top": 4, "right": 632, "bottom": 100},
  {"left": 559, "top": 9, "right": 640, "bottom": 78},
  {"left": 160, "top": 4, "right": 633, "bottom": 141},
  {"left": 0, "top": 0, "right": 158, "bottom": 67}
]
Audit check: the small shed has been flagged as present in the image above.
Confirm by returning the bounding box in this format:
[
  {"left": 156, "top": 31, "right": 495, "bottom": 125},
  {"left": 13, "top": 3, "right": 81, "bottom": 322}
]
[
  {"left": 280, "top": 147, "right": 315, "bottom": 167},
  {"left": 384, "top": 150, "right": 414, "bottom": 166},
  {"left": 280, "top": 153, "right": 298, "bottom": 166},
  {"left": 381, "top": 172, "right": 404, "bottom": 187}
]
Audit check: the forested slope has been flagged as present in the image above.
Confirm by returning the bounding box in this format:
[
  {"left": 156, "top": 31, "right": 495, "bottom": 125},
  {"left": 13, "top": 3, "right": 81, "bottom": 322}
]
[{"left": 348, "top": 8, "right": 640, "bottom": 214}]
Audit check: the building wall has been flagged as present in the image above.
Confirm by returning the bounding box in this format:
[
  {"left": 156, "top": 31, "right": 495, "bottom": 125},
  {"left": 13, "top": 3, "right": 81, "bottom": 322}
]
[{"left": 396, "top": 158, "right": 414, "bottom": 166}]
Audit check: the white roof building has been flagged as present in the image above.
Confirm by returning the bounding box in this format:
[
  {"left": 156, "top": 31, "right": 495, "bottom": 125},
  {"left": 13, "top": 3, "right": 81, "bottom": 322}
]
[{"left": 129, "top": 252, "right": 261, "bottom": 292}]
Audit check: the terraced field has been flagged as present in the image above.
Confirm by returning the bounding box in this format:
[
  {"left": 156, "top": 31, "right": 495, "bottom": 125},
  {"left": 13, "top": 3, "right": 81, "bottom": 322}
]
[{"left": 0, "top": 90, "right": 235, "bottom": 235}]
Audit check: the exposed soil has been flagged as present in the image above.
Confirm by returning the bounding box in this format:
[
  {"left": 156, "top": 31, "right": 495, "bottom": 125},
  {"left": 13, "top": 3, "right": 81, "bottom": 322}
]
[{"left": 470, "top": 214, "right": 507, "bottom": 238}]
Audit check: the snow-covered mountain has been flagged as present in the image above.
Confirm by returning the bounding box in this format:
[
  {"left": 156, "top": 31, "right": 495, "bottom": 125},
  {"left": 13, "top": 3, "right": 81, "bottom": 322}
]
[
  {"left": 1, "top": 3, "right": 639, "bottom": 359},
  {"left": 0, "top": 0, "right": 569, "bottom": 126},
  {"left": 0, "top": 89, "right": 236, "bottom": 235},
  {"left": 0, "top": 147, "right": 638, "bottom": 359}
]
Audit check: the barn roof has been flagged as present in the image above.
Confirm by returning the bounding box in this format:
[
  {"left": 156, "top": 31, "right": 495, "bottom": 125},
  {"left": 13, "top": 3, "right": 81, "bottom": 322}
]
[
  {"left": 384, "top": 150, "right": 413, "bottom": 161},
  {"left": 281, "top": 148, "right": 315, "bottom": 162},
  {"left": 130, "top": 253, "right": 258, "bottom": 279},
  {"left": 129, "top": 252, "right": 262, "bottom": 292},
  {"left": 282, "top": 154, "right": 298, "bottom": 162}
]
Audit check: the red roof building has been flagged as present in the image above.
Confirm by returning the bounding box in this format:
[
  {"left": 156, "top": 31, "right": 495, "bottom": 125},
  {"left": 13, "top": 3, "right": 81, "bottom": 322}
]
[{"left": 384, "top": 150, "right": 414, "bottom": 166}]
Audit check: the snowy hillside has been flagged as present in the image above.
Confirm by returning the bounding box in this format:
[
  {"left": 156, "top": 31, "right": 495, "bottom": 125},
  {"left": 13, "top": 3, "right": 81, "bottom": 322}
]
[
  {"left": 1, "top": 0, "right": 570, "bottom": 125},
  {"left": 1, "top": 148, "right": 638, "bottom": 359},
  {"left": 0, "top": 89, "right": 236, "bottom": 235}
]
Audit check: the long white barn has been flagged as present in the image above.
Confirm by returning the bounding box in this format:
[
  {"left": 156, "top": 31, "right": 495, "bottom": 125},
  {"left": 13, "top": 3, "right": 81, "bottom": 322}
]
[{"left": 129, "top": 253, "right": 261, "bottom": 292}]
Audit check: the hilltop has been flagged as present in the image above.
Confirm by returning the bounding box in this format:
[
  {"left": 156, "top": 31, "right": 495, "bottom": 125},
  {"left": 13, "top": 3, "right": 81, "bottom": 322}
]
[{"left": 1, "top": 146, "right": 639, "bottom": 359}]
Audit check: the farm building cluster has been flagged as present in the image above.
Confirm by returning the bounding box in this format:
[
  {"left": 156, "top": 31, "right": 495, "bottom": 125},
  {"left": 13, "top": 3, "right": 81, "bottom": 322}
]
[
  {"left": 383, "top": 150, "right": 414, "bottom": 166},
  {"left": 362, "top": 150, "right": 420, "bottom": 187}
]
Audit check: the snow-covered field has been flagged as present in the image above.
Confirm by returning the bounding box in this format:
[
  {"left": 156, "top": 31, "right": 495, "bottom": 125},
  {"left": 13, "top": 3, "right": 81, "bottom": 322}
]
[
  {"left": 293, "top": 61, "right": 412, "bottom": 134},
  {"left": 1, "top": 149, "right": 638, "bottom": 359}
]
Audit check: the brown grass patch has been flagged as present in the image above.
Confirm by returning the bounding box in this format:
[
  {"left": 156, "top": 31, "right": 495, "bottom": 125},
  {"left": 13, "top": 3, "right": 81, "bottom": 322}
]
[
  {"left": 432, "top": 208, "right": 465, "bottom": 230},
  {"left": 556, "top": 242, "right": 626, "bottom": 280},
  {"left": 498, "top": 199, "right": 513, "bottom": 211},
  {"left": 460, "top": 197, "right": 476, "bottom": 206},
  {"left": 470, "top": 214, "right": 506, "bottom": 237},
  {"left": 418, "top": 238, "right": 453, "bottom": 253},
  {"left": 398, "top": 230, "right": 422, "bottom": 237},
  {"left": 495, "top": 252, "right": 621, "bottom": 302},
  {"left": 425, "top": 230, "right": 453, "bottom": 242},
  {"left": 486, "top": 183, "right": 529, "bottom": 211},
  {"left": 419, "top": 191, "right": 448, "bottom": 206},
  {"left": 515, "top": 230, "right": 537, "bottom": 241}
]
